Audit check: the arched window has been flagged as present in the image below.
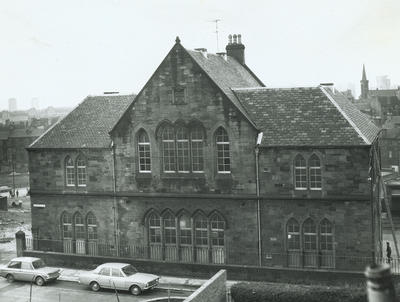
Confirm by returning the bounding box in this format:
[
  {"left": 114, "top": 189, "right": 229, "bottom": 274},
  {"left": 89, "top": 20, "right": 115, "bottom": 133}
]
[
  {"left": 138, "top": 130, "right": 151, "bottom": 172},
  {"left": 179, "top": 214, "right": 192, "bottom": 245},
  {"left": 149, "top": 213, "right": 161, "bottom": 244},
  {"left": 162, "top": 126, "right": 176, "bottom": 172},
  {"left": 65, "top": 157, "right": 75, "bottom": 186},
  {"left": 76, "top": 156, "right": 87, "bottom": 187},
  {"left": 309, "top": 154, "right": 322, "bottom": 190},
  {"left": 286, "top": 218, "right": 300, "bottom": 250},
  {"left": 320, "top": 219, "right": 333, "bottom": 251},
  {"left": 215, "top": 127, "right": 230, "bottom": 173},
  {"left": 176, "top": 127, "right": 189, "bottom": 172},
  {"left": 61, "top": 213, "right": 72, "bottom": 239},
  {"left": 294, "top": 155, "right": 307, "bottom": 190},
  {"left": 303, "top": 218, "right": 317, "bottom": 251},
  {"left": 210, "top": 213, "right": 225, "bottom": 247},
  {"left": 194, "top": 213, "right": 208, "bottom": 246},
  {"left": 163, "top": 212, "right": 177, "bottom": 244},
  {"left": 191, "top": 127, "right": 204, "bottom": 172},
  {"left": 87, "top": 213, "right": 97, "bottom": 240},
  {"left": 74, "top": 213, "right": 85, "bottom": 239}
]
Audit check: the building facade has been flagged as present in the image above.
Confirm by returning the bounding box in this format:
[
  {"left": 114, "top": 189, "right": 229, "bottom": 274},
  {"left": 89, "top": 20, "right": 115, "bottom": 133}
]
[{"left": 28, "top": 35, "right": 381, "bottom": 271}]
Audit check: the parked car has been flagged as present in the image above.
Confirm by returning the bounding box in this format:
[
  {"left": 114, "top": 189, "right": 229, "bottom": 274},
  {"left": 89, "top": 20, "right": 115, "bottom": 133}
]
[
  {"left": 78, "top": 263, "right": 159, "bottom": 295},
  {"left": 0, "top": 257, "right": 60, "bottom": 285}
]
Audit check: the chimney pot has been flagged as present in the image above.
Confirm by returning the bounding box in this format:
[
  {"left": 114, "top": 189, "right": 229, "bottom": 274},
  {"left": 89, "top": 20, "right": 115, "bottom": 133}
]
[
  {"left": 233, "top": 34, "right": 238, "bottom": 44},
  {"left": 228, "top": 34, "right": 232, "bottom": 44},
  {"left": 238, "top": 34, "right": 242, "bottom": 44}
]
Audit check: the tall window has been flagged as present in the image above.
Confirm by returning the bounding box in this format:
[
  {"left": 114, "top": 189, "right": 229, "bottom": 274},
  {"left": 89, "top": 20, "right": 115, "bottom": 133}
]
[
  {"left": 149, "top": 213, "right": 161, "bottom": 244},
  {"left": 138, "top": 130, "right": 151, "bottom": 172},
  {"left": 65, "top": 157, "right": 75, "bottom": 186},
  {"left": 191, "top": 127, "right": 204, "bottom": 172},
  {"left": 195, "top": 214, "right": 208, "bottom": 246},
  {"left": 215, "top": 127, "right": 230, "bottom": 173},
  {"left": 309, "top": 154, "right": 322, "bottom": 190},
  {"left": 76, "top": 157, "right": 87, "bottom": 187},
  {"left": 62, "top": 213, "right": 72, "bottom": 239},
  {"left": 210, "top": 213, "right": 225, "bottom": 247},
  {"left": 303, "top": 218, "right": 317, "bottom": 251},
  {"left": 294, "top": 155, "right": 307, "bottom": 190},
  {"left": 176, "top": 127, "right": 189, "bottom": 172},
  {"left": 320, "top": 219, "right": 333, "bottom": 251},
  {"left": 163, "top": 212, "right": 177, "bottom": 244},
  {"left": 87, "top": 213, "right": 97, "bottom": 240},
  {"left": 287, "top": 218, "right": 300, "bottom": 250},
  {"left": 74, "top": 213, "right": 85, "bottom": 239},
  {"left": 162, "top": 126, "right": 176, "bottom": 172},
  {"left": 179, "top": 215, "right": 192, "bottom": 245}
]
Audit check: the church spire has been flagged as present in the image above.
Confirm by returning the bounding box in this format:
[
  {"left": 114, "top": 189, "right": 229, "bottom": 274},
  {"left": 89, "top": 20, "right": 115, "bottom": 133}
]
[{"left": 360, "top": 64, "right": 369, "bottom": 99}]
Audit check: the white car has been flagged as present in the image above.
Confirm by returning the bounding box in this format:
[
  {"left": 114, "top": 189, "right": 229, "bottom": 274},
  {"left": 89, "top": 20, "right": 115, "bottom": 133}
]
[
  {"left": 78, "top": 263, "right": 159, "bottom": 295},
  {"left": 0, "top": 257, "right": 60, "bottom": 286}
]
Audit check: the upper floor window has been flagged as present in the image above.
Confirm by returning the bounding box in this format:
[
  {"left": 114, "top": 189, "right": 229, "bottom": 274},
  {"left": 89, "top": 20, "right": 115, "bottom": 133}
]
[
  {"left": 162, "top": 126, "right": 176, "bottom": 173},
  {"left": 176, "top": 127, "right": 190, "bottom": 172},
  {"left": 191, "top": 127, "right": 204, "bottom": 173},
  {"left": 287, "top": 218, "right": 300, "bottom": 250},
  {"left": 309, "top": 154, "right": 321, "bottom": 190},
  {"left": 215, "top": 127, "right": 230, "bottom": 173},
  {"left": 76, "top": 157, "right": 87, "bottom": 187},
  {"left": 138, "top": 130, "right": 151, "bottom": 173},
  {"left": 294, "top": 155, "right": 307, "bottom": 190},
  {"left": 65, "top": 157, "right": 75, "bottom": 187}
]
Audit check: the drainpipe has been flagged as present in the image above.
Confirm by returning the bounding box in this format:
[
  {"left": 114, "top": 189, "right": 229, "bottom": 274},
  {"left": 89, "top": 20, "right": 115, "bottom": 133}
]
[
  {"left": 255, "top": 132, "right": 263, "bottom": 267},
  {"left": 111, "top": 140, "right": 119, "bottom": 256}
]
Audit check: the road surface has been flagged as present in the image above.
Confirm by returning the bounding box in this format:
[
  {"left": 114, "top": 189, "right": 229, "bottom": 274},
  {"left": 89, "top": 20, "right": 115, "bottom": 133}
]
[{"left": 0, "top": 278, "right": 189, "bottom": 302}]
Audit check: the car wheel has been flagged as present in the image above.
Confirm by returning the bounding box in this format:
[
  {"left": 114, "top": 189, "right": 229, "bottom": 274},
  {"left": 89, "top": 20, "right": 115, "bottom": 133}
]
[
  {"left": 90, "top": 281, "right": 100, "bottom": 292},
  {"left": 130, "top": 285, "right": 141, "bottom": 296},
  {"left": 6, "top": 274, "right": 14, "bottom": 283},
  {"left": 35, "top": 276, "right": 45, "bottom": 286}
]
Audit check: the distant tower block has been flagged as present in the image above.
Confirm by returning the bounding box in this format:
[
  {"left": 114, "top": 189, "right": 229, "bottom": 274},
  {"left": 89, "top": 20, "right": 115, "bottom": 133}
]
[{"left": 8, "top": 98, "right": 17, "bottom": 112}]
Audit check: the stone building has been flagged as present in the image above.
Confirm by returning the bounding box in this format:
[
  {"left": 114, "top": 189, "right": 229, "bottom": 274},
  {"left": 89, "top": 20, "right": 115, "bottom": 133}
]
[{"left": 27, "top": 35, "right": 381, "bottom": 270}]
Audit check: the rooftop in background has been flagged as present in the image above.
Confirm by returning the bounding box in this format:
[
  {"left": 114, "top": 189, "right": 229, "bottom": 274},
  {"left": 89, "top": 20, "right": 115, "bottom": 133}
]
[{"left": 29, "top": 94, "right": 135, "bottom": 149}]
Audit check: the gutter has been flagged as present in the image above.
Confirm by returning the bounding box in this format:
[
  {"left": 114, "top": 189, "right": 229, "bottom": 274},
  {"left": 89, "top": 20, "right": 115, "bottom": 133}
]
[
  {"left": 255, "top": 132, "right": 263, "bottom": 266},
  {"left": 111, "top": 140, "right": 119, "bottom": 256}
]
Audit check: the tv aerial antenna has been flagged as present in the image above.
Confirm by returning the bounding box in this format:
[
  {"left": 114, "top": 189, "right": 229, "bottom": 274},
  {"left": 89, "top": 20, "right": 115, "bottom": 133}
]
[{"left": 210, "top": 19, "right": 221, "bottom": 52}]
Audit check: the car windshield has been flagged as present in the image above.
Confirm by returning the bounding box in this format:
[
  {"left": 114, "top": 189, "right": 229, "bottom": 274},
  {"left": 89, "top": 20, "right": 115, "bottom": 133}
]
[
  {"left": 121, "top": 265, "right": 137, "bottom": 276},
  {"left": 32, "top": 260, "right": 46, "bottom": 269}
]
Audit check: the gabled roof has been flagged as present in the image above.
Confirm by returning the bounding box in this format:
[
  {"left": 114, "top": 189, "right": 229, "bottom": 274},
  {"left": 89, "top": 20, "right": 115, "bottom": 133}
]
[
  {"left": 233, "top": 86, "right": 379, "bottom": 147},
  {"left": 186, "top": 49, "right": 263, "bottom": 127},
  {"left": 29, "top": 94, "right": 135, "bottom": 149}
]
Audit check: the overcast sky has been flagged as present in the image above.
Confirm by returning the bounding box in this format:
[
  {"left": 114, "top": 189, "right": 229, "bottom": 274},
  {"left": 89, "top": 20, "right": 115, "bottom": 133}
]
[{"left": 1, "top": 0, "right": 399, "bottom": 110}]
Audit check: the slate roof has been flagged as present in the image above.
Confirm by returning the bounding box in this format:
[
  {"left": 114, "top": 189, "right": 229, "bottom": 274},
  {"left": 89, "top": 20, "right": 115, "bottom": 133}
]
[
  {"left": 233, "top": 86, "right": 379, "bottom": 146},
  {"left": 186, "top": 50, "right": 263, "bottom": 127},
  {"left": 29, "top": 94, "right": 135, "bottom": 149}
]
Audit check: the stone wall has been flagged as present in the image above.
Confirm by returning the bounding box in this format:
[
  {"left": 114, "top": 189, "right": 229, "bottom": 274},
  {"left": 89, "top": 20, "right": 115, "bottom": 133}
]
[{"left": 184, "top": 270, "right": 226, "bottom": 302}]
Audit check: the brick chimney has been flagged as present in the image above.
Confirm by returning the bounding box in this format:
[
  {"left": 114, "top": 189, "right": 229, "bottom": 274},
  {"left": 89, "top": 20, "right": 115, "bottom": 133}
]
[{"left": 226, "top": 34, "right": 245, "bottom": 65}]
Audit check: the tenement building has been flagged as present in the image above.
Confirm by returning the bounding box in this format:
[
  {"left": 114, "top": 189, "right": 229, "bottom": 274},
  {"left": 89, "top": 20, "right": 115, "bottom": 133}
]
[{"left": 27, "top": 35, "right": 381, "bottom": 271}]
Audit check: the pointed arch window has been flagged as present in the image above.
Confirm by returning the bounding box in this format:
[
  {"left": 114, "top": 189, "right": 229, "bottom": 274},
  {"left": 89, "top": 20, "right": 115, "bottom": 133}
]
[
  {"left": 309, "top": 154, "right": 322, "bottom": 190},
  {"left": 191, "top": 127, "right": 204, "bottom": 172},
  {"left": 138, "top": 130, "right": 151, "bottom": 172},
  {"left": 76, "top": 157, "right": 87, "bottom": 187},
  {"left": 176, "top": 127, "right": 190, "bottom": 172},
  {"left": 179, "top": 214, "right": 192, "bottom": 245},
  {"left": 65, "top": 157, "right": 75, "bottom": 186},
  {"left": 215, "top": 127, "right": 230, "bottom": 173},
  {"left": 320, "top": 219, "right": 333, "bottom": 251},
  {"left": 163, "top": 212, "right": 177, "bottom": 244},
  {"left": 162, "top": 126, "right": 176, "bottom": 172},
  {"left": 287, "top": 218, "right": 300, "bottom": 250},
  {"left": 294, "top": 155, "right": 307, "bottom": 190},
  {"left": 149, "top": 213, "right": 161, "bottom": 244},
  {"left": 87, "top": 213, "right": 98, "bottom": 240},
  {"left": 303, "top": 218, "right": 317, "bottom": 251},
  {"left": 195, "top": 214, "right": 208, "bottom": 246},
  {"left": 210, "top": 213, "right": 225, "bottom": 247},
  {"left": 61, "top": 213, "right": 72, "bottom": 239},
  {"left": 74, "top": 213, "right": 85, "bottom": 239}
]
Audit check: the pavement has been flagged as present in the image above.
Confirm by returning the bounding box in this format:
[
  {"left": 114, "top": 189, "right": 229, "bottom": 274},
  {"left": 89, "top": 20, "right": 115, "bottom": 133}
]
[{"left": 53, "top": 267, "right": 207, "bottom": 292}]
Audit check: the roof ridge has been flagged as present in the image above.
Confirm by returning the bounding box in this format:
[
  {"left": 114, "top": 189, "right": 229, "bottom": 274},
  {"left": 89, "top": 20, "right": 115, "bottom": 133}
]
[
  {"left": 319, "top": 86, "right": 371, "bottom": 145},
  {"left": 233, "top": 86, "right": 317, "bottom": 91}
]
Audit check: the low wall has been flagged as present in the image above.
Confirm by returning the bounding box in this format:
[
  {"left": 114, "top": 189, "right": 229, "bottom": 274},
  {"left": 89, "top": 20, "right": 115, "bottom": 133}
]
[
  {"left": 184, "top": 270, "right": 226, "bottom": 302},
  {"left": 23, "top": 250, "right": 391, "bottom": 286}
]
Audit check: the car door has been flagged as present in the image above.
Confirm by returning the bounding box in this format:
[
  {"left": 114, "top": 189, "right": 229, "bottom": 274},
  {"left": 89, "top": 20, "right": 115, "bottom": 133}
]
[
  {"left": 97, "top": 267, "right": 111, "bottom": 288},
  {"left": 110, "top": 268, "right": 125, "bottom": 290},
  {"left": 7, "top": 261, "right": 22, "bottom": 281},
  {"left": 20, "top": 262, "right": 35, "bottom": 282}
]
